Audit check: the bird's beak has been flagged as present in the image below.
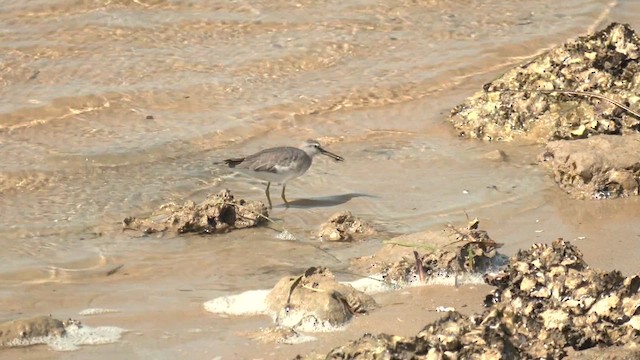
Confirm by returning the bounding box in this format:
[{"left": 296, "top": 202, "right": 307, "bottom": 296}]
[{"left": 318, "top": 147, "right": 344, "bottom": 162}]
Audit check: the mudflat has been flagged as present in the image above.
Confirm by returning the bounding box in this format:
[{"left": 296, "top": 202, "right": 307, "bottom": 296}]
[{"left": 2, "top": 0, "right": 640, "bottom": 359}]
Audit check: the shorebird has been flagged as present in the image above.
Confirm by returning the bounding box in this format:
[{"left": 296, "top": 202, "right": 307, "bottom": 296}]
[{"left": 224, "top": 140, "right": 344, "bottom": 208}]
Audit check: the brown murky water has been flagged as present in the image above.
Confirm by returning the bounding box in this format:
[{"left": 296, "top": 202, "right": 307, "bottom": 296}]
[{"left": 2, "top": 0, "right": 640, "bottom": 358}]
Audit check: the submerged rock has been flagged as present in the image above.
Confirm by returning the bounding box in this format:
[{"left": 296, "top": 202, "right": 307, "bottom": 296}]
[
  {"left": 351, "top": 219, "right": 504, "bottom": 285},
  {"left": 318, "top": 211, "right": 376, "bottom": 242},
  {"left": 123, "top": 189, "right": 267, "bottom": 234},
  {"left": 244, "top": 326, "right": 315, "bottom": 345},
  {"left": 265, "top": 267, "right": 376, "bottom": 331},
  {"left": 303, "top": 239, "right": 640, "bottom": 359},
  {"left": 450, "top": 22, "right": 640, "bottom": 142},
  {"left": 540, "top": 134, "right": 640, "bottom": 199}
]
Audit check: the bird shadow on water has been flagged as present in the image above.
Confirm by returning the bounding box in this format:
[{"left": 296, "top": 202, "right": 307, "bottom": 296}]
[{"left": 281, "top": 193, "right": 375, "bottom": 209}]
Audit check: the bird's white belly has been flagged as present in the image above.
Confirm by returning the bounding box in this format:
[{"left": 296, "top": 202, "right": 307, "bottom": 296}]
[{"left": 236, "top": 165, "right": 305, "bottom": 184}]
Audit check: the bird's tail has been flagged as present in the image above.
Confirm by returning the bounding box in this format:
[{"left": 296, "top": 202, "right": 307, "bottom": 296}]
[{"left": 223, "top": 158, "right": 245, "bottom": 168}]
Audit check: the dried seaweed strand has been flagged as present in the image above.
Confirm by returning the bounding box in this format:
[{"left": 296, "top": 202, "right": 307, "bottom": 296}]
[
  {"left": 285, "top": 274, "right": 304, "bottom": 312},
  {"left": 301, "top": 284, "right": 325, "bottom": 292},
  {"left": 445, "top": 223, "right": 479, "bottom": 245},
  {"left": 382, "top": 240, "right": 438, "bottom": 251},
  {"left": 413, "top": 250, "right": 427, "bottom": 283},
  {"left": 444, "top": 223, "right": 502, "bottom": 251},
  {"left": 332, "top": 270, "right": 397, "bottom": 286},
  {"left": 500, "top": 89, "right": 640, "bottom": 119},
  {"left": 285, "top": 267, "right": 331, "bottom": 312},
  {"left": 106, "top": 264, "right": 124, "bottom": 276}
]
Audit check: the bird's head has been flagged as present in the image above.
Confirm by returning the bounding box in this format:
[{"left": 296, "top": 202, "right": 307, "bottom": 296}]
[{"left": 301, "top": 139, "right": 344, "bottom": 161}]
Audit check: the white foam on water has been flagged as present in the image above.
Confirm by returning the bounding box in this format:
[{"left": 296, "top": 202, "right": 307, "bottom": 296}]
[
  {"left": 281, "top": 333, "right": 316, "bottom": 344},
  {"left": 203, "top": 289, "right": 269, "bottom": 316},
  {"left": 424, "top": 272, "right": 487, "bottom": 286},
  {"left": 78, "top": 308, "right": 120, "bottom": 316},
  {"left": 347, "top": 274, "right": 396, "bottom": 294},
  {"left": 204, "top": 272, "right": 487, "bottom": 319},
  {"left": 348, "top": 271, "right": 487, "bottom": 292},
  {"left": 276, "top": 229, "right": 296, "bottom": 241},
  {"left": 203, "top": 271, "right": 492, "bottom": 334},
  {"left": 4, "top": 323, "right": 125, "bottom": 351},
  {"left": 272, "top": 309, "right": 347, "bottom": 333},
  {"left": 47, "top": 324, "right": 125, "bottom": 351},
  {"left": 203, "top": 289, "right": 349, "bottom": 332},
  {"left": 4, "top": 336, "right": 51, "bottom": 348}
]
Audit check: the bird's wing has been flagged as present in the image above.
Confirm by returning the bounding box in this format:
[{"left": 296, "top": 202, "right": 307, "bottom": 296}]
[{"left": 245, "top": 147, "right": 304, "bottom": 173}]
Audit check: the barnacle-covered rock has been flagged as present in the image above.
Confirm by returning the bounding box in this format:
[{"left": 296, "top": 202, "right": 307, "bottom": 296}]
[
  {"left": 350, "top": 219, "right": 505, "bottom": 285},
  {"left": 320, "top": 333, "right": 416, "bottom": 360},
  {"left": 450, "top": 22, "right": 640, "bottom": 142},
  {"left": 318, "top": 211, "right": 376, "bottom": 242},
  {"left": 485, "top": 238, "right": 639, "bottom": 354},
  {"left": 122, "top": 189, "right": 267, "bottom": 234},
  {"left": 539, "top": 134, "right": 640, "bottom": 199},
  {"left": 301, "top": 239, "right": 640, "bottom": 359}
]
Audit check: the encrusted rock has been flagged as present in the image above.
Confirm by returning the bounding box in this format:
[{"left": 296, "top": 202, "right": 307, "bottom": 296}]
[
  {"left": 123, "top": 189, "right": 267, "bottom": 234},
  {"left": 351, "top": 219, "right": 504, "bottom": 285},
  {"left": 302, "top": 239, "right": 640, "bottom": 359},
  {"left": 481, "top": 239, "right": 640, "bottom": 356},
  {"left": 450, "top": 22, "right": 640, "bottom": 142},
  {"left": 322, "top": 333, "right": 420, "bottom": 360},
  {"left": 540, "top": 134, "right": 640, "bottom": 199},
  {"left": 0, "top": 316, "right": 77, "bottom": 347},
  {"left": 265, "top": 267, "right": 376, "bottom": 331},
  {"left": 318, "top": 211, "right": 376, "bottom": 242}
]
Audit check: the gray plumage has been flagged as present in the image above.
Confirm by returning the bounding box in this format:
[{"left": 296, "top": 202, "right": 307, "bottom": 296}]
[{"left": 224, "top": 139, "right": 344, "bottom": 208}]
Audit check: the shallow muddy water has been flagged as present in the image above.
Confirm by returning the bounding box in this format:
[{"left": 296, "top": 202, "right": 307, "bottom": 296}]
[{"left": 1, "top": 0, "right": 640, "bottom": 358}]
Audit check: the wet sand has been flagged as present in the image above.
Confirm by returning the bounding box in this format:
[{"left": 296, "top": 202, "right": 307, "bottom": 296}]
[{"left": 2, "top": 0, "right": 640, "bottom": 358}]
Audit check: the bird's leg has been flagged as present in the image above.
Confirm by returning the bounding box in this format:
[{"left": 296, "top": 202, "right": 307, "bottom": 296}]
[
  {"left": 265, "top": 182, "right": 273, "bottom": 209},
  {"left": 281, "top": 184, "right": 289, "bottom": 208}
]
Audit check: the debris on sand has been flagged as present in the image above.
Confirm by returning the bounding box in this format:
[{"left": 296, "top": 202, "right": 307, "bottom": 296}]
[
  {"left": 318, "top": 211, "right": 376, "bottom": 242},
  {"left": 450, "top": 22, "right": 640, "bottom": 142},
  {"left": 302, "top": 239, "right": 640, "bottom": 359},
  {"left": 350, "top": 219, "right": 504, "bottom": 285},
  {"left": 540, "top": 134, "right": 640, "bottom": 199},
  {"left": 122, "top": 189, "right": 267, "bottom": 234},
  {"left": 265, "top": 267, "right": 376, "bottom": 331}
]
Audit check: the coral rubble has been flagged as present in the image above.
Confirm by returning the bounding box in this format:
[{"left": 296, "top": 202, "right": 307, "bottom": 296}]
[
  {"left": 351, "top": 219, "right": 504, "bottom": 285},
  {"left": 123, "top": 189, "right": 267, "bottom": 234},
  {"left": 318, "top": 211, "right": 376, "bottom": 242},
  {"left": 450, "top": 23, "right": 640, "bottom": 142},
  {"left": 302, "top": 239, "right": 640, "bottom": 359}
]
